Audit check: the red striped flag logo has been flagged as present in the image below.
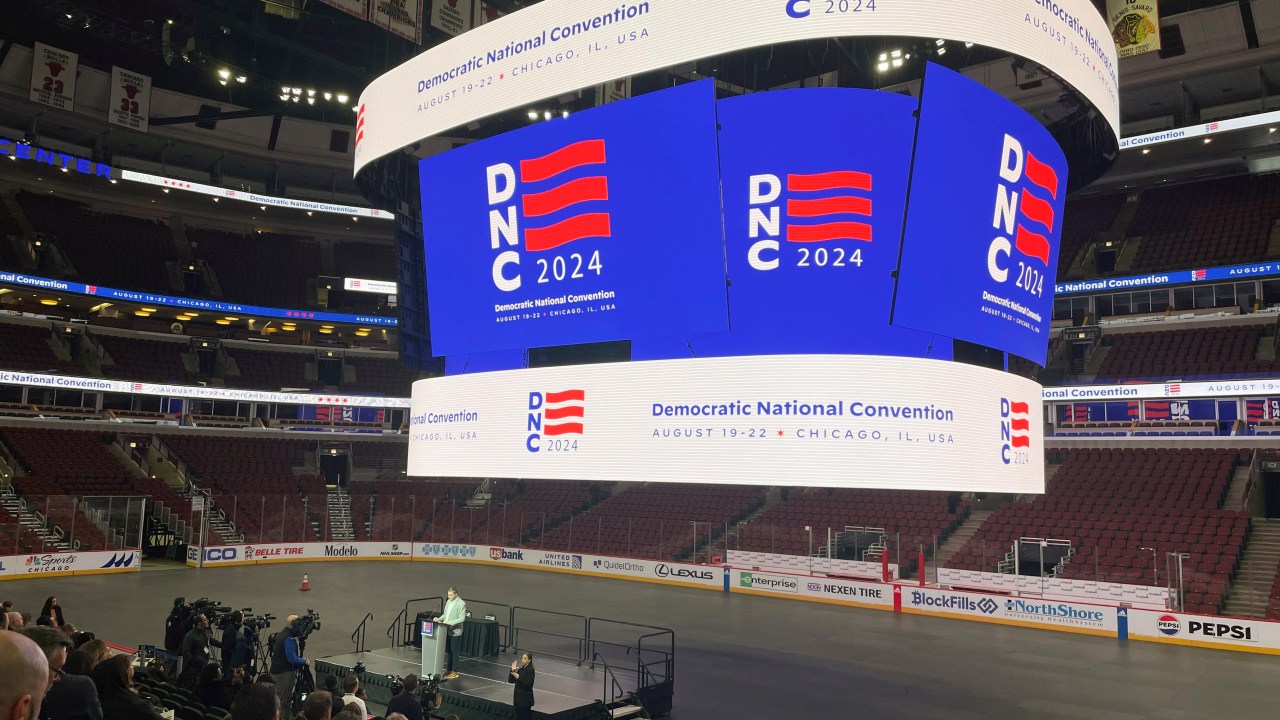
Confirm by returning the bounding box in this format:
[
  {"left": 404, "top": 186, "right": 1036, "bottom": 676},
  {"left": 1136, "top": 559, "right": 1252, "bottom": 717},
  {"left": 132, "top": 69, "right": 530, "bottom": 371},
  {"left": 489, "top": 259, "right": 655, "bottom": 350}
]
[
  {"left": 1001, "top": 397, "right": 1032, "bottom": 463},
  {"left": 526, "top": 389, "right": 586, "bottom": 452},
  {"left": 541, "top": 389, "right": 586, "bottom": 436}
]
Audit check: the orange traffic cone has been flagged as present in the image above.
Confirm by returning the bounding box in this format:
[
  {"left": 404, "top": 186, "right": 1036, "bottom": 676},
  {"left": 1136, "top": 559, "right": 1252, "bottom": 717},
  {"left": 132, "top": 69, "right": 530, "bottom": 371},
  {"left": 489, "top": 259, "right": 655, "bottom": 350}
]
[{"left": 299, "top": 574, "right": 311, "bottom": 592}]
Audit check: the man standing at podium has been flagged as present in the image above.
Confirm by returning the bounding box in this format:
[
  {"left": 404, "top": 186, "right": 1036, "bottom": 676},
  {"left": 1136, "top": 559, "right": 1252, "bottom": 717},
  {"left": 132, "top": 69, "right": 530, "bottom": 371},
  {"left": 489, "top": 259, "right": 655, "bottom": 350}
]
[{"left": 440, "top": 587, "right": 466, "bottom": 680}]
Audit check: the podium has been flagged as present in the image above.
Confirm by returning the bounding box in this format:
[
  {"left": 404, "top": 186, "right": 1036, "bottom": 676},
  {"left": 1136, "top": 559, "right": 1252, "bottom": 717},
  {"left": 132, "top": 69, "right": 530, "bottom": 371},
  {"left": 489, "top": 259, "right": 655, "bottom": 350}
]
[{"left": 419, "top": 616, "right": 447, "bottom": 678}]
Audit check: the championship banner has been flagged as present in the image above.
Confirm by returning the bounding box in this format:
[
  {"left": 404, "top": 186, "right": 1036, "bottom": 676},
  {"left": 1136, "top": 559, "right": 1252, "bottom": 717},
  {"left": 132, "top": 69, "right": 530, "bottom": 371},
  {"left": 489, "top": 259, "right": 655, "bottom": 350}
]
[
  {"left": 431, "top": 0, "right": 475, "bottom": 36},
  {"left": 409, "top": 354, "right": 1046, "bottom": 493},
  {"left": 30, "top": 43, "right": 78, "bottom": 111},
  {"left": 372, "top": 0, "right": 424, "bottom": 43},
  {"left": 319, "top": 0, "right": 370, "bottom": 20},
  {"left": 479, "top": 2, "right": 504, "bottom": 24},
  {"left": 596, "top": 77, "right": 630, "bottom": 106},
  {"left": 108, "top": 66, "right": 151, "bottom": 133},
  {"left": 1107, "top": 0, "right": 1160, "bottom": 58}
]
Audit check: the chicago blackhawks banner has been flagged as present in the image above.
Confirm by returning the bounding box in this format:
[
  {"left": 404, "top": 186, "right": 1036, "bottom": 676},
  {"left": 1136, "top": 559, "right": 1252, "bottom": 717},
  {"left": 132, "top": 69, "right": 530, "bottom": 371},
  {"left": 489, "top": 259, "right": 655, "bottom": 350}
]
[{"left": 1108, "top": 0, "right": 1161, "bottom": 58}]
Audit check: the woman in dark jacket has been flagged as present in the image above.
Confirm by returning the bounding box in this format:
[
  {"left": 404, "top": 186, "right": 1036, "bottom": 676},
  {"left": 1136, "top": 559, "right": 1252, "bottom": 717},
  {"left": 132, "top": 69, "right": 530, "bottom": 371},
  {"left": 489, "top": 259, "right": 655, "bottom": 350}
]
[
  {"left": 507, "top": 652, "right": 536, "bottom": 720},
  {"left": 90, "top": 654, "right": 166, "bottom": 720},
  {"left": 40, "top": 596, "right": 66, "bottom": 627}
]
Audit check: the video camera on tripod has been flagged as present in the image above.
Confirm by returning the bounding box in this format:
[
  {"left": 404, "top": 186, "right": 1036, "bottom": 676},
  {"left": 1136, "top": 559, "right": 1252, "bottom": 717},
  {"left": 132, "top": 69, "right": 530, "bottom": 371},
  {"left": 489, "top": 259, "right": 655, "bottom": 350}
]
[{"left": 388, "top": 673, "right": 443, "bottom": 713}]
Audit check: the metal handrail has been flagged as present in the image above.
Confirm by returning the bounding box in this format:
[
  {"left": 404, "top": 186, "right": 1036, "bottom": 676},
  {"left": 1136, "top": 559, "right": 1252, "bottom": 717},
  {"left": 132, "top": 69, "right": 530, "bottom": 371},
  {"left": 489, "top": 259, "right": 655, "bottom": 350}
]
[
  {"left": 390, "top": 596, "right": 444, "bottom": 647},
  {"left": 386, "top": 608, "right": 405, "bottom": 646},
  {"left": 591, "top": 652, "right": 627, "bottom": 707},
  {"left": 460, "top": 598, "right": 513, "bottom": 651},
  {"left": 586, "top": 618, "right": 675, "bottom": 681},
  {"left": 350, "top": 612, "right": 373, "bottom": 653},
  {"left": 636, "top": 630, "right": 675, "bottom": 682},
  {"left": 512, "top": 606, "right": 588, "bottom": 664}
]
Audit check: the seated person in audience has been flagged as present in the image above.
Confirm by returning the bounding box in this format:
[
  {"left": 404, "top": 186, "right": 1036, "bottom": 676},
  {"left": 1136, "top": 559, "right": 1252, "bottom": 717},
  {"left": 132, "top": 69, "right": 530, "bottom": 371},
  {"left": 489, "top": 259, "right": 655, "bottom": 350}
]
[
  {"left": 230, "top": 681, "right": 280, "bottom": 720},
  {"left": 0, "top": 611, "right": 7, "bottom": 631},
  {"left": 40, "top": 597, "right": 66, "bottom": 628},
  {"left": 339, "top": 675, "right": 367, "bottom": 718},
  {"left": 321, "top": 676, "right": 345, "bottom": 716},
  {"left": 63, "top": 649, "right": 97, "bottom": 676},
  {"left": 385, "top": 715, "right": 409, "bottom": 720},
  {"left": 27, "top": 627, "right": 101, "bottom": 720},
  {"left": 7, "top": 611, "right": 24, "bottom": 629},
  {"left": 198, "top": 662, "right": 236, "bottom": 710},
  {"left": 296, "top": 690, "right": 333, "bottom": 720},
  {"left": 385, "top": 674, "right": 424, "bottom": 720},
  {"left": 59, "top": 624, "right": 76, "bottom": 638},
  {"left": 70, "top": 632, "right": 95, "bottom": 650},
  {"left": 78, "top": 640, "right": 110, "bottom": 668},
  {"left": 21, "top": 613, "right": 33, "bottom": 627},
  {"left": 331, "top": 711, "right": 360, "bottom": 720},
  {"left": 90, "top": 654, "right": 166, "bottom": 720},
  {"left": 0, "top": 631, "right": 49, "bottom": 720}
]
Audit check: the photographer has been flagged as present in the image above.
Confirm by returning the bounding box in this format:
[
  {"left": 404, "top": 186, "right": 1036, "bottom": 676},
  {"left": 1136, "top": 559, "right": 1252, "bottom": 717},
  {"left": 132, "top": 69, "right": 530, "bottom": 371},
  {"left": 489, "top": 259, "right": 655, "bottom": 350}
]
[
  {"left": 181, "top": 614, "right": 217, "bottom": 680},
  {"left": 385, "top": 674, "right": 424, "bottom": 720},
  {"left": 222, "top": 612, "right": 256, "bottom": 679},
  {"left": 269, "top": 615, "right": 310, "bottom": 711},
  {"left": 164, "top": 599, "right": 190, "bottom": 654}
]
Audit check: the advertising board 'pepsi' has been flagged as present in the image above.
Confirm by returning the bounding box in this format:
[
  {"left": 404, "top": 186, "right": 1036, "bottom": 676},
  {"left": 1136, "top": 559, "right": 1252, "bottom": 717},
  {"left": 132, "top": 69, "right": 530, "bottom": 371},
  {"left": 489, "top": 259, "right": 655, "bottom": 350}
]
[
  {"left": 418, "top": 79, "right": 729, "bottom": 356},
  {"left": 891, "top": 63, "right": 1068, "bottom": 365},
  {"left": 635, "top": 88, "right": 947, "bottom": 361}
]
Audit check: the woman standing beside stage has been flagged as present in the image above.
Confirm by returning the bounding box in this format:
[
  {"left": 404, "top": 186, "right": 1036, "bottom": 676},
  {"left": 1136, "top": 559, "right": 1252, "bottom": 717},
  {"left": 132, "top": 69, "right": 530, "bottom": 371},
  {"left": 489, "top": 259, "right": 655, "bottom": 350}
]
[{"left": 508, "top": 652, "right": 535, "bottom": 720}]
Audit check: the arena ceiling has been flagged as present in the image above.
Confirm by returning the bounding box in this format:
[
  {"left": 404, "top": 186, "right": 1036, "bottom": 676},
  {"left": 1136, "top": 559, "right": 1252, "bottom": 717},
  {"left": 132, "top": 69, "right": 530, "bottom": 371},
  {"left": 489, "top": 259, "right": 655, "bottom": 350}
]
[{"left": 2, "top": 0, "right": 1279, "bottom": 192}]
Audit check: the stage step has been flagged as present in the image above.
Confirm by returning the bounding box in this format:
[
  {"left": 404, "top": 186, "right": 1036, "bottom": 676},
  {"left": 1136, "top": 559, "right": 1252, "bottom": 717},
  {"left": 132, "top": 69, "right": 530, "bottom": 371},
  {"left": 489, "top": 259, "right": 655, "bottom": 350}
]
[{"left": 610, "top": 704, "right": 646, "bottom": 719}]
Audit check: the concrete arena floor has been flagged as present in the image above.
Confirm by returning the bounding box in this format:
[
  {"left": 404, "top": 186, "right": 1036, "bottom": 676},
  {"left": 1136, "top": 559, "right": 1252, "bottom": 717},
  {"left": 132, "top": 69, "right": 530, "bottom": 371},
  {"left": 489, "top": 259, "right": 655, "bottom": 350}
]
[{"left": 5, "top": 561, "right": 1278, "bottom": 719}]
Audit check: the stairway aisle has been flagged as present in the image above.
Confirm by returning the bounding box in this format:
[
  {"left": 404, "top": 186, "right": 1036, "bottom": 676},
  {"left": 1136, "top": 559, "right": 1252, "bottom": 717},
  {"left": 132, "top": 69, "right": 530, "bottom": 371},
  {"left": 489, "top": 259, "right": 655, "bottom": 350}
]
[{"left": 1222, "top": 518, "right": 1280, "bottom": 618}]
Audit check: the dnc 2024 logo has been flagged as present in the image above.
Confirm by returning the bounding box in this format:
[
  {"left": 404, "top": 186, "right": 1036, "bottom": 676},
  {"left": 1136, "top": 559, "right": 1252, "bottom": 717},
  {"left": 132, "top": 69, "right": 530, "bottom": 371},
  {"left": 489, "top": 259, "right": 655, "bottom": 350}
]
[
  {"left": 987, "top": 134, "right": 1060, "bottom": 300},
  {"left": 488, "top": 140, "right": 610, "bottom": 292},
  {"left": 525, "top": 389, "right": 586, "bottom": 452},
  {"left": 746, "top": 170, "right": 872, "bottom": 272},
  {"left": 1000, "top": 398, "right": 1032, "bottom": 465}
]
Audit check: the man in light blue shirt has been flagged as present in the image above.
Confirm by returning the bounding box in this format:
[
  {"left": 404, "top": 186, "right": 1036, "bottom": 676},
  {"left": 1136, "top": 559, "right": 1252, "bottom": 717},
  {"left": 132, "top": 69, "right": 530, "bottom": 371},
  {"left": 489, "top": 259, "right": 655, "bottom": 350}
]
[{"left": 439, "top": 587, "right": 467, "bottom": 679}]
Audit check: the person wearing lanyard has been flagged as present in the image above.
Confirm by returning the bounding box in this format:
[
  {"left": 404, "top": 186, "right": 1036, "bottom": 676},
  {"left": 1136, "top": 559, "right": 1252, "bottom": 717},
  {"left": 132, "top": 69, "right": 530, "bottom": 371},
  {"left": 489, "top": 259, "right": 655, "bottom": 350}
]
[{"left": 439, "top": 587, "right": 467, "bottom": 680}]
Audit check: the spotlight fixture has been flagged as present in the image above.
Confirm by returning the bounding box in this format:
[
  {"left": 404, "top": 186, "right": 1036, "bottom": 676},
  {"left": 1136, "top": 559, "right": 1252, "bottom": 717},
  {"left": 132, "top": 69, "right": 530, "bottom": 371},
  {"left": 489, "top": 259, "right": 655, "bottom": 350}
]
[
  {"left": 336, "top": 94, "right": 349, "bottom": 104},
  {"left": 1142, "top": 148, "right": 1150, "bottom": 154},
  {"left": 528, "top": 110, "right": 538, "bottom": 120},
  {"left": 307, "top": 97, "right": 315, "bottom": 105},
  {"left": 323, "top": 92, "right": 333, "bottom": 101},
  {"left": 235, "top": 75, "right": 247, "bottom": 84},
  {"left": 217, "top": 69, "right": 230, "bottom": 80}
]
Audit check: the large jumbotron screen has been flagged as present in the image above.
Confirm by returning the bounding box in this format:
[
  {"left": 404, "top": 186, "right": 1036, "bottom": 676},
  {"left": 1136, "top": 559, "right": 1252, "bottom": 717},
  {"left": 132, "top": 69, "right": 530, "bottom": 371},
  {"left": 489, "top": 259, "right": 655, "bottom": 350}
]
[{"left": 388, "top": 0, "right": 1117, "bottom": 492}]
